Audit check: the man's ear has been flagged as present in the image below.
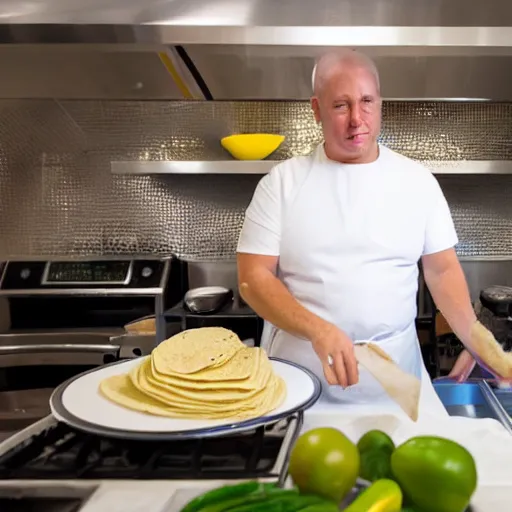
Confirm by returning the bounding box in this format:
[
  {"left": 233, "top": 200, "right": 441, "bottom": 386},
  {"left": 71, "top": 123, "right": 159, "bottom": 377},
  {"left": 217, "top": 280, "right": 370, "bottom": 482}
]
[{"left": 311, "top": 96, "right": 321, "bottom": 124}]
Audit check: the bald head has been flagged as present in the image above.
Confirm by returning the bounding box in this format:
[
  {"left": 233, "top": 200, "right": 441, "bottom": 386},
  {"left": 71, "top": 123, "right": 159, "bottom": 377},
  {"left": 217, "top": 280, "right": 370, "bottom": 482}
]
[
  {"left": 312, "top": 49, "right": 380, "bottom": 97},
  {"left": 310, "top": 49, "right": 382, "bottom": 164}
]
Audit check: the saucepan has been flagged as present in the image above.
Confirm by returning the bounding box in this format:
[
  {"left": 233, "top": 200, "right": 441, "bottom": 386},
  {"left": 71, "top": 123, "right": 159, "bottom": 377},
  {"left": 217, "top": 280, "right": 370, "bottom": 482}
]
[{"left": 183, "top": 286, "right": 233, "bottom": 314}]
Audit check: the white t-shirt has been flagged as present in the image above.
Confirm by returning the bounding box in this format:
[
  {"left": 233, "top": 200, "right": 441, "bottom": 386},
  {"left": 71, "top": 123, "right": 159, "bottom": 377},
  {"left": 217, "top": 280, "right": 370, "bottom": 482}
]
[{"left": 237, "top": 143, "right": 458, "bottom": 341}]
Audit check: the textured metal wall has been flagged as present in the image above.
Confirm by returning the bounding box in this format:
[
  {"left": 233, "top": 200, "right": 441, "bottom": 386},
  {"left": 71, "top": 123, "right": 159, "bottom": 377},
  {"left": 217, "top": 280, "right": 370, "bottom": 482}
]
[{"left": 0, "top": 99, "right": 511, "bottom": 260}]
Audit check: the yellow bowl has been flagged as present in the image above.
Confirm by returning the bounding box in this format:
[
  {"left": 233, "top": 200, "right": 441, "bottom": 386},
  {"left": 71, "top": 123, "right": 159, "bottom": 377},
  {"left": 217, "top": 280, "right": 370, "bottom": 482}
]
[{"left": 220, "top": 133, "right": 285, "bottom": 160}]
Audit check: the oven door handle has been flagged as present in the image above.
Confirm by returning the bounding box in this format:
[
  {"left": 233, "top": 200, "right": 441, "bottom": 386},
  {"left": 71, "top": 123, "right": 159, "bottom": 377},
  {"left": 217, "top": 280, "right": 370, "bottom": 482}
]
[
  {"left": 0, "top": 332, "right": 120, "bottom": 338},
  {"left": 0, "top": 343, "right": 120, "bottom": 355}
]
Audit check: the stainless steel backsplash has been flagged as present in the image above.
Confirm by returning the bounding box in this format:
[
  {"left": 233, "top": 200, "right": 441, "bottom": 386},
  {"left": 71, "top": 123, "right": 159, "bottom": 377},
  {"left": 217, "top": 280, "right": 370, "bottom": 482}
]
[{"left": 0, "top": 99, "right": 511, "bottom": 260}]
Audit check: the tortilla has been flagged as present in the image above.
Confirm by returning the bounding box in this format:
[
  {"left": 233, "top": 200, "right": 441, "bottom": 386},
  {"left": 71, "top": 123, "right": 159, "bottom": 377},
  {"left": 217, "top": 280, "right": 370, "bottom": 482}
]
[
  {"left": 154, "top": 345, "right": 261, "bottom": 383},
  {"left": 152, "top": 327, "right": 245, "bottom": 374},
  {"left": 150, "top": 347, "right": 270, "bottom": 390},
  {"left": 354, "top": 343, "right": 421, "bottom": 422},
  {"left": 130, "top": 358, "right": 282, "bottom": 412},
  {"left": 99, "top": 371, "right": 286, "bottom": 421},
  {"left": 133, "top": 355, "right": 269, "bottom": 399},
  {"left": 469, "top": 321, "right": 512, "bottom": 380},
  {"left": 98, "top": 327, "right": 287, "bottom": 421}
]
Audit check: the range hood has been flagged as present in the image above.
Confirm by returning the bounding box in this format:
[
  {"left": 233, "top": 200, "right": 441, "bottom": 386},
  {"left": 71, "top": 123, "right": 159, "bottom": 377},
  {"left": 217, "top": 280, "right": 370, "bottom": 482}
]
[{"left": 0, "top": 0, "right": 512, "bottom": 100}]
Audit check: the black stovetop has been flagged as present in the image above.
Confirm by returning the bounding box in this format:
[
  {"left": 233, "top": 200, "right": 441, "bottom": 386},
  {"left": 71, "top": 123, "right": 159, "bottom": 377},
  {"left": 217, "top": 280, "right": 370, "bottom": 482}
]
[{"left": 0, "top": 419, "right": 293, "bottom": 480}]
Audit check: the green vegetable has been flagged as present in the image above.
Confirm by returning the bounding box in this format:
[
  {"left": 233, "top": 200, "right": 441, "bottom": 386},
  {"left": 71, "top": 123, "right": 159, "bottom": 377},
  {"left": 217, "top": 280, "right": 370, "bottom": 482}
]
[
  {"left": 264, "top": 483, "right": 299, "bottom": 495},
  {"left": 279, "top": 494, "right": 335, "bottom": 512},
  {"left": 297, "top": 504, "right": 340, "bottom": 512},
  {"left": 220, "top": 497, "right": 287, "bottom": 512},
  {"left": 288, "top": 427, "right": 360, "bottom": 503},
  {"left": 357, "top": 430, "right": 395, "bottom": 454},
  {"left": 223, "top": 493, "right": 331, "bottom": 512},
  {"left": 391, "top": 436, "right": 477, "bottom": 512},
  {"left": 198, "top": 496, "right": 257, "bottom": 512},
  {"left": 180, "top": 481, "right": 261, "bottom": 512},
  {"left": 180, "top": 482, "right": 295, "bottom": 512},
  {"left": 343, "top": 479, "right": 402, "bottom": 512},
  {"left": 284, "top": 494, "right": 338, "bottom": 511},
  {"left": 359, "top": 449, "right": 394, "bottom": 482},
  {"left": 357, "top": 430, "right": 395, "bottom": 482}
]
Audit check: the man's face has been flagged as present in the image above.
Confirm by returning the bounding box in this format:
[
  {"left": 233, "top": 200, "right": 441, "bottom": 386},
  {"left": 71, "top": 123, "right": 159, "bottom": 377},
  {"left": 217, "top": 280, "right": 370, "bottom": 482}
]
[{"left": 311, "top": 65, "right": 382, "bottom": 164}]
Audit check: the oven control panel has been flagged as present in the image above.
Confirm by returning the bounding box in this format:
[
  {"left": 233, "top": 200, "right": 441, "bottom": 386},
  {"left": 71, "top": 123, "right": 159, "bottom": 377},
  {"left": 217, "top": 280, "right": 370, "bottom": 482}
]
[{"left": 0, "top": 259, "right": 169, "bottom": 291}]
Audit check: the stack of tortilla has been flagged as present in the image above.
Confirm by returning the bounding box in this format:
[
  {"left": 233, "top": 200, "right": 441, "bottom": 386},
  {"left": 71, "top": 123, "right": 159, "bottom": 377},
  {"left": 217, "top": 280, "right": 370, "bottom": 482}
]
[{"left": 99, "top": 327, "right": 287, "bottom": 421}]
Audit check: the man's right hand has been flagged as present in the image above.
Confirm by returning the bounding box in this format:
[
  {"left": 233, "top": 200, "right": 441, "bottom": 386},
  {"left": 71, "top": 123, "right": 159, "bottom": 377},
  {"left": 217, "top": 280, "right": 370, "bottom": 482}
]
[{"left": 311, "top": 323, "right": 359, "bottom": 388}]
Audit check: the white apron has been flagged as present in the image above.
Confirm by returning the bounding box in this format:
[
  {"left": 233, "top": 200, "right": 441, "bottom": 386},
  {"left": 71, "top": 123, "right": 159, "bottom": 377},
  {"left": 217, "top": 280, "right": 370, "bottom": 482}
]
[
  {"left": 261, "top": 145, "right": 448, "bottom": 418},
  {"left": 263, "top": 321, "right": 447, "bottom": 418}
]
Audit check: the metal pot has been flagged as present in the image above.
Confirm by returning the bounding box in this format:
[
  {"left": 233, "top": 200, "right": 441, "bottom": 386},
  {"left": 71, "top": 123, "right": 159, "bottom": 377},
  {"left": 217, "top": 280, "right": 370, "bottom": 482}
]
[{"left": 183, "top": 286, "right": 233, "bottom": 314}]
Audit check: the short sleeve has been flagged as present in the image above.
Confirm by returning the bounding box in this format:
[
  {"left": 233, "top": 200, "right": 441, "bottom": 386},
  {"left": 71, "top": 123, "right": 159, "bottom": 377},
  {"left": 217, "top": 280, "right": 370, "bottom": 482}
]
[
  {"left": 237, "top": 170, "right": 282, "bottom": 256},
  {"left": 422, "top": 177, "right": 459, "bottom": 255}
]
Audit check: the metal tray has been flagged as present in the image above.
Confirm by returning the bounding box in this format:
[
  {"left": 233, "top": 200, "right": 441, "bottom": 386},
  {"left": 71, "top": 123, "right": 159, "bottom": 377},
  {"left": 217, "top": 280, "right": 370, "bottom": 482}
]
[
  {"left": 491, "top": 387, "right": 512, "bottom": 417},
  {"left": 434, "top": 380, "right": 512, "bottom": 434}
]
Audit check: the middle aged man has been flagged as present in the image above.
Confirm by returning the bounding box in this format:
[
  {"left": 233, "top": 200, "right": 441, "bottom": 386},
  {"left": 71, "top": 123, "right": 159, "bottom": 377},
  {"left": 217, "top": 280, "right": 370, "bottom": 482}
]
[{"left": 236, "top": 49, "right": 510, "bottom": 416}]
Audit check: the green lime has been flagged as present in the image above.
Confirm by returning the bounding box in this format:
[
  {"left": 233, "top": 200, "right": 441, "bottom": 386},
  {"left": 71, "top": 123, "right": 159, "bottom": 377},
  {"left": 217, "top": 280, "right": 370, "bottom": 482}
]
[
  {"left": 359, "top": 449, "right": 393, "bottom": 482},
  {"left": 356, "top": 430, "right": 395, "bottom": 482},
  {"left": 357, "top": 430, "right": 395, "bottom": 454}
]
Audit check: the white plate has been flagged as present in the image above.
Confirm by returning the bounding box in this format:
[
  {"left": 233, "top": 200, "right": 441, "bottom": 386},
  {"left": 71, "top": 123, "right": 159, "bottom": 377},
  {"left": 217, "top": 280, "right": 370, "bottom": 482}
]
[{"left": 50, "top": 356, "right": 321, "bottom": 440}]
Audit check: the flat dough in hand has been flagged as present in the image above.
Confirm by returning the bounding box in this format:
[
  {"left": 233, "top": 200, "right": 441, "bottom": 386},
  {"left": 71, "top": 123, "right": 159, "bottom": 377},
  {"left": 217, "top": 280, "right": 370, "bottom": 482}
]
[
  {"left": 354, "top": 343, "right": 421, "bottom": 422},
  {"left": 469, "top": 321, "right": 512, "bottom": 380}
]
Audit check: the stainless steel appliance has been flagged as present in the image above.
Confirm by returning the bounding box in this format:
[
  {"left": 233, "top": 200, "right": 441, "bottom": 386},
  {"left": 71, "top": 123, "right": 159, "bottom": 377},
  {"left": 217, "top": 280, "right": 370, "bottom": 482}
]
[
  {"left": 0, "top": 256, "right": 184, "bottom": 440},
  {"left": 478, "top": 285, "right": 512, "bottom": 351},
  {"left": 0, "top": 414, "right": 301, "bottom": 481},
  {"left": 0, "top": 412, "right": 302, "bottom": 511}
]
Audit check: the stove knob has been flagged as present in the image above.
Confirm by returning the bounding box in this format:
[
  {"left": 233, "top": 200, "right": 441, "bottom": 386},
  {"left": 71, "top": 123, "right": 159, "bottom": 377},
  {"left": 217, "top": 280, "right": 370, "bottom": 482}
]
[
  {"left": 141, "top": 266, "right": 153, "bottom": 278},
  {"left": 20, "top": 268, "right": 31, "bottom": 280}
]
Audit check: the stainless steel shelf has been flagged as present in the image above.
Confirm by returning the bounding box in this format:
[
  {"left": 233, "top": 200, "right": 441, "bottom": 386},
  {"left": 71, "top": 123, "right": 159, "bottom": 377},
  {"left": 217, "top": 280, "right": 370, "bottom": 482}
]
[
  {"left": 111, "top": 160, "right": 512, "bottom": 176},
  {"left": 426, "top": 161, "right": 512, "bottom": 175},
  {"left": 1, "top": 24, "right": 512, "bottom": 50},
  {"left": 147, "top": 26, "right": 512, "bottom": 49},
  {"left": 111, "top": 161, "right": 276, "bottom": 175}
]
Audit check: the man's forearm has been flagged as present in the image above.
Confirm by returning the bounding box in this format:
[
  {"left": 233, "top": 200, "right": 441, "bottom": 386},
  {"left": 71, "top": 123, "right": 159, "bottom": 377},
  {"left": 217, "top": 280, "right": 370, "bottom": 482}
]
[
  {"left": 239, "top": 267, "right": 330, "bottom": 341},
  {"left": 424, "top": 252, "right": 512, "bottom": 379},
  {"left": 423, "top": 263, "right": 476, "bottom": 345}
]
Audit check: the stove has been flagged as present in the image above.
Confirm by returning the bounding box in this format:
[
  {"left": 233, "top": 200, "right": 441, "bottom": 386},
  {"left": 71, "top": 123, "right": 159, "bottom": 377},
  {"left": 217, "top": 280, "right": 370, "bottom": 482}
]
[
  {"left": 0, "top": 415, "right": 300, "bottom": 482},
  {"left": 0, "top": 259, "right": 300, "bottom": 511},
  {"left": 0, "top": 412, "right": 301, "bottom": 512}
]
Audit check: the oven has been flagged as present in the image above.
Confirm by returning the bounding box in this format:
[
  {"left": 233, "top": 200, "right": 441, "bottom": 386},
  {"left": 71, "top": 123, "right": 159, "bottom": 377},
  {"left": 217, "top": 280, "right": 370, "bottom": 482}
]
[{"left": 0, "top": 256, "right": 184, "bottom": 441}]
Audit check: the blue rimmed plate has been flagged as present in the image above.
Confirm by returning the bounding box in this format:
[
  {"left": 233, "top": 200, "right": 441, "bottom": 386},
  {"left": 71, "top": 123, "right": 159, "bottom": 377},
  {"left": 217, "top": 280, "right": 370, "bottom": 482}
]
[{"left": 50, "top": 356, "right": 321, "bottom": 440}]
